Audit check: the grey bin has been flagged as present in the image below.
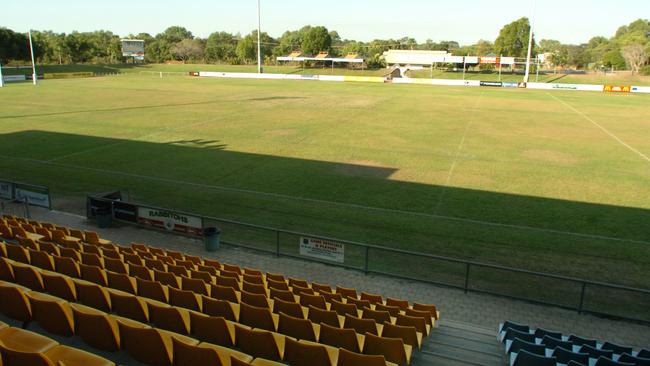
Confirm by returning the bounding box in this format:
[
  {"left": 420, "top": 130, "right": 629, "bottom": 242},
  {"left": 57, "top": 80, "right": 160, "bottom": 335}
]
[
  {"left": 96, "top": 208, "right": 112, "bottom": 228},
  {"left": 203, "top": 227, "right": 221, "bottom": 252}
]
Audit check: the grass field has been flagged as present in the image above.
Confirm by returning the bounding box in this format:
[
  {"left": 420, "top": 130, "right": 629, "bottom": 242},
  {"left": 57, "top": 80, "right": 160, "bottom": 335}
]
[
  {"left": 0, "top": 74, "right": 649, "bottom": 294},
  {"left": 5, "top": 62, "right": 650, "bottom": 85}
]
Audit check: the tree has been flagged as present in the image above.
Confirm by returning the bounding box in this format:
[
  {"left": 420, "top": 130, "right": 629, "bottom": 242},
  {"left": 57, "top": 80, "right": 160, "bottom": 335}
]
[
  {"left": 301, "top": 26, "right": 331, "bottom": 55},
  {"left": 494, "top": 17, "right": 533, "bottom": 57},
  {"left": 204, "top": 32, "right": 236, "bottom": 63},
  {"left": 171, "top": 39, "right": 204, "bottom": 62},
  {"left": 236, "top": 34, "right": 256, "bottom": 63},
  {"left": 601, "top": 49, "right": 626, "bottom": 69},
  {"left": 539, "top": 39, "right": 561, "bottom": 53},
  {"left": 621, "top": 44, "right": 648, "bottom": 73},
  {"left": 475, "top": 39, "right": 494, "bottom": 56},
  {"left": 159, "top": 26, "right": 193, "bottom": 43}
]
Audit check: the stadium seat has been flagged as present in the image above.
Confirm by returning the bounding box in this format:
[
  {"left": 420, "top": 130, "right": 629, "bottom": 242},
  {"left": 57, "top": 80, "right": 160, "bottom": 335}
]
[
  {"left": 344, "top": 314, "right": 379, "bottom": 336},
  {"left": 0, "top": 327, "right": 57, "bottom": 356},
  {"left": 360, "top": 292, "right": 383, "bottom": 305},
  {"left": 512, "top": 349, "right": 556, "bottom": 366},
  {"left": 171, "top": 337, "right": 254, "bottom": 366},
  {"left": 41, "top": 271, "right": 77, "bottom": 301},
  {"left": 196, "top": 265, "right": 218, "bottom": 276},
  {"left": 81, "top": 252, "right": 103, "bottom": 267},
  {"left": 404, "top": 309, "right": 433, "bottom": 327},
  {"left": 337, "top": 348, "right": 389, "bottom": 366},
  {"left": 277, "top": 312, "right": 318, "bottom": 342},
  {"left": 109, "top": 290, "right": 149, "bottom": 322},
  {"left": 412, "top": 303, "right": 439, "bottom": 320},
  {"left": 27, "top": 291, "right": 75, "bottom": 336},
  {"left": 216, "top": 275, "right": 241, "bottom": 290},
  {"left": 346, "top": 297, "right": 372, "bottom": 311},
  {"left": 272, "top": 297, "right": 305, "bottom": 319},
  {"left": 540, "top": 335, "right": 573, "bottom": 351},
  {"left": 148, "top": 301, "right": 191, "bottom": 335},
  {"left": 243, "top": 280, "right": 267, "bottom": 295},
  {"left": 154, "top": 269, "right": 181, "bottom": 289},
  {"left": 145, "top": 258, "right": 166, "bottom": 272},
  {"left": 0, "top": 257, "right": 14, "bottom": 281},
  {"left": 363, "top": 332, "right": 411, "bottom": 366},
  {"left": 18, "top": 238, "right": 38, "bottom": 251},
  {"left": 37, "top": 241, "right": 59, "bottom": 256},
  {"left": 602, "top": 341, "right": 634, "bottom": 355},
  {"left": 381, "top": 322, "right": 421, "bottom": 350},
  {"left": 594, "top": 356, "right": 635, "bottom": 366},
  {"left": 375, "top": 303, "right": 401, "bottom": 317},
  {"left": 137, "top": 277, "right": 170, "bottom": 303},
  {"left": 182, "top": 276, "right": 210, "bottom": 296},
  {"left": 189, "top": 311, "right": 235, "bottom": 347},
  {"left": 203, "top": 259, "right": 221, "bottom": 270},
  {"left": 129, "top": 263, "right": 154, "bottom": 281},
  {"left": 336, "top": 286, "right": 357, "bottom": 299},
  {"left": 300, "top": 293, "right": 327, "bottom": 310},
  {"left": 507, "top": 338, "right": 546, "bottom": 355},
  {"left": 618, "top": 353, "right": 650, "bottom": 366},
  {"left": 84, "top": 231, "right": 111, "bottom": 246},
  {"left": 74, "top": 280, "right": 112, "bottom": 312},
  {"left": 502, "top": 327, "right": 536, "bottom": 343},
  {"left": 235, "top": 325, "right": 287, "bottom": 361},
  {"left": 499, "top": 320, "right": 530, "bottom": 334},
  {"left": 123, "top": 253, "right": 144, "bottom": 266},
  {"left": 190, "top": 269, "right": 214, "bottom": 284},
  {"left": 319, "top": 291, "right": 343, "bottom": 303},
  {"left": 241, "top": 289, "right": 270, "bottom": 308},
  {"left": 551, "top": 346, "right": 589, "bottom": 366},
  {"left": 267, "top": 278, "right": 290, "bottom": 291},
  {"left": 222, "top": 263, "right": 242, "bottom": 275},
  {"left": 568, "top": 334, "right": 598, "bottom": 347},
  {"left": 362, "top": 307, "right": 392, "bottom": 324},
  {"left": 103, "top": 257, "right": 128, "bottom": 274},
  {"left": 12, "top": 263, "right": 45, "bottom": 291},
  {"left": 59, "top": 247, "right": 81, "bottom": 261},
  {"left": 308, "top": 305, "right": 342, "bottom": 327},
  {"left": 269, "top": 288, "right": 295, "bottom": 302},
  {"left": 284, "top": 338, "right": 337, "bottom": 366},
  {"left": 311, "top": 282, "right": 332, "bottom": 293},
  {"left": 0, "top": 281, "right": 32, "bottom": 322},
  {"left": 202, "top": 296, "right": 238, "bottom": 321},
  {"left": 81, "top": 243, "right": 101, "bottom": 255},
  {"left": 168, "top": 264, "right": 190, "bottom": 277},
  {"left": 288, "top": 278, "right": 308, "bottom": 288},
  {"left": 54, "top": 256, "right": 80, "bottom": 278},
  {"left": 6, "top": 244, "right": 30, "bottom": 263},
  {"left": 212, "top": 284, "right": 241, "bottom": 303},
  {"left": 579, "top": 344, "right": 614, "bottom": 359},
  {"left": 70, "top": 303, "right": 120, "bottom": 351},
  {"left": 292, "top": 285, "right": 315, "bottom": 296},
  {"left": 117, "top": 317, "right": 198, "bottom": 366},
  {"left": 318, "top": 323, "right": 362, "bottom": 353},
  {"left": 169, "top": 286, "right": 202, "bottom": 312},
  {"left": 330, "top": 299, "right": 359, "bottom": 317},
  {"left": 533, "top": 327, "right": 562, "bottom": 340},
  {"left": 107, "top": 271, "right": 137, "bottom": 294},
  {"left": 80, "top": 264, "right": 108, "bottom": 287},
  {"left": 239, "top": 302, "right": 277, "bottom": 332}
]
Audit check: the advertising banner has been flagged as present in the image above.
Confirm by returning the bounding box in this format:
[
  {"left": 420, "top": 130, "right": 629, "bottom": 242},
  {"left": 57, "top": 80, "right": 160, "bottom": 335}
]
[
  {"left": 500, "top": 57, "right": 516, "bottom": 65},
  {"left": 299, "top": 237, "right": 345, "bottom": 263},
  {"left": 502, "top": 82, "right": 519, "bottom": 88},
  {"left": 480, "top": 56, "right": 499, "bottom": 64},
  {"left": 631, "top": 86, "right": 650, "bottom": 94},
  {"left": 603, "top": 85, "right": 631, "bottom": 93},
  {"left": 113, "top": 201, "right": 138, "bottom": 223},
  {"left": 0, "top": 181, "right": 13, "bottom": 200},
  {"left": 527, "top": 83, "right": 604, "bottom": 92},
  {"left": 343, "top": 76, "right": 386, "bottom": 83},
  {"left": 44, "top": 72, "right": 94, "bottom": 79},
  {"left": 3, "top": 75, "right": 26, "bottom": 82},
  {"left": 137, "top": 207, "right": 203, "bottom": 236},
  {"left": 121, "top": 39, "right": 145, "bottom": 58},
  {"left": 14, "top": 184, "right": 50, "bottom": 208},
  {"left": 480, "top": 81, "right": 503, "bottom": 87},
  {"left": 464, "top": 56, "right": 479, "bottom": 64},
  {"left": 445, "top": 56, "right": 465, "bottom": 63}
]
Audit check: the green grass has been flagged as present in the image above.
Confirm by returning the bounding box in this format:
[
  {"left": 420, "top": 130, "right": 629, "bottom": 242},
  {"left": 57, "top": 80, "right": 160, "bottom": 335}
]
[
  {"left": 6, "top": 63, "right": 650, "bottom": 85},
  {"left": 0, "top": 75, "right": 649, "bottom": 298}
]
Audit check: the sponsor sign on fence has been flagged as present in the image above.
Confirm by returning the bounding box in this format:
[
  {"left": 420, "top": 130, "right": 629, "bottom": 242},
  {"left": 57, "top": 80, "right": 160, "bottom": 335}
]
[
  {"left": 603, "top": 85, "right": 631, "bottom": 93},
  {"left": 2, "top": 75, "right": 27, "bottom": 82},
  {"left": 137, "top": 207, "right": 203, "bottom": 236},
  {"left": 14, "top": 184, "right": 50, "bottom": 208},
  {"left": 480, "top": 81, "right": 503, "bottom": 87},
  {"left": 343, "top": 76, "right": 386, "bottom": 83},
  {"left": 299, "top": 237, "right": 345, "bottom": 263},
  {"left": 113, "top": 201, "right": 138, "bottom": 223},
  {"left": 0, "top": 181, "right": 13, "bottom": 199},
  {"left": 631, "top": 86, "right": 650, "bottom": 94}
]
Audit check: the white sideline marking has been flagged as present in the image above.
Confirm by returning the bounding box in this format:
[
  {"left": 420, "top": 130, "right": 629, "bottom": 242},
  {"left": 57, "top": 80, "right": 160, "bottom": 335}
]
[
  {"left": 547, "top": 93, "right": 650, "bottom": 163},
  {"left": 1, "top": 153, "right": 648, "bottom": 246},
  {"left": 435, "top": 91, "right": 484, "bottom": 214}
]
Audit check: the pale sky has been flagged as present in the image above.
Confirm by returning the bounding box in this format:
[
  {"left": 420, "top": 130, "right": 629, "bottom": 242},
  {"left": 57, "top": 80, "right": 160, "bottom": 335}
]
[{"left": 2, "top": 0, "right": 648, "bottom": 45}]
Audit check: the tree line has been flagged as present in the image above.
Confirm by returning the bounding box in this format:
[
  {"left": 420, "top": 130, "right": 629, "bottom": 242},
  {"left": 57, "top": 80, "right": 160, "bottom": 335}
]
[{"left": 1, "top": 18, "right": 648, "bottom": 73}]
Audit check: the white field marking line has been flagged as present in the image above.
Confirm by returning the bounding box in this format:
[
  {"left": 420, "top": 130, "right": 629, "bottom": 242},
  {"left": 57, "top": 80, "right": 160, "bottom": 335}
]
[
  {"left": 434, "top": 91, "right": 485, "bottom": 214},
  {"left": 547, "top": 93, "right": 650, "bottom": 164},
  {"left": 2, "top": 153, "right": 649, "bottom": 246}
]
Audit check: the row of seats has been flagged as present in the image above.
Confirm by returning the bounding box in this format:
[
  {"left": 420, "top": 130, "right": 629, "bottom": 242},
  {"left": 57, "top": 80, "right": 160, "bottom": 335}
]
[
  {"left": 499, "top": 321, "right": 650, "bottom": 366},
  {"left": 1, "top": 240, "right": 430, "bottom": 344},
  {"left": 0, "top": 260, "right": 404, "bottom": 366},
  {"left": 0, "top": 253, "right": 411, "bottom": 365},
  {"left": 0, "top": 319, "right": 115, "bottom": 366}
]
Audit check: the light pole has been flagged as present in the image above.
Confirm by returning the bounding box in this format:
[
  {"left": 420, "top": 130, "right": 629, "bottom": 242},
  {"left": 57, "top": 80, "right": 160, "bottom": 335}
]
[
  {"left": 523, "top": 0, "right": 536, "bottom": 83},
  {"left": 29, "top": 30, "right": 37, "bottom": 85},
  {"left": 257, "top": 0, "right": 262, "bottom": 74}
]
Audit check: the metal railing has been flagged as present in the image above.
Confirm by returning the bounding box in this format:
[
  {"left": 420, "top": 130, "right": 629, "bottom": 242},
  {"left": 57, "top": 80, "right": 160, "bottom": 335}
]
[{"left": 87, "top": 195, "right": 650, "bottom": 324}]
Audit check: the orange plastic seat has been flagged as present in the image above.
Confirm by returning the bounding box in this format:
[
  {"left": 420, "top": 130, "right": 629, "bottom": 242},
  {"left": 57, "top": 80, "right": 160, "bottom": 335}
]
[
  {"left": 169, "top": 286, "right": 202, "bottom": 312},
  {"left": 27, "top": 292, "right": 75, "bottom": 336},
  {"left": 299, "top": 293, "right": 327, "bottom": 310},
  {"left": 336, "top": 286, "right": 357, "bottom": 299},
  {"left": 12, "top": 263, "right": 45, "bottom": 291},
  {"left": 362, "top": 307, "right": 392, "bottom": 324},
  {"left": 107, "top": 271, "right": 137, "bottom": 294},
  {"left": 70, "top": 303, "right": 120, "bottom": 351},
  {"left": 363, "top": 332, "right": 411, "bottom": 366},
  {"left": 308, "top": 305, "right": 341, "bottom": 328},
  {"left": 137, "top": 277, "right": 169, "bottom": 303},
  {"left": 277, "top": 312, "right": 317, "bottom": 342},
  {"left": 0, "top": 281, "right": 32, "bottom": 322},
  {"left": 234, "top": 325, "right": 285, "bottom": 361},
  {"left": 272, "top": 297, "right": 305, "bottom": 319},
  {"left": 344, "top": 314, "right": 378, "bottom": 336},
  {"left": 189, "top": 311, "right": 235, "bottom": 347},
  {"left": 202, "top": 296, "right": 238, "bottom": 322},
  {"left": 42, "top": 271, "right": 77, "bottom": 301},
  {"left": 318, "top": 323, "right": 362, "bottom": 353},
  {"left": 109, "top": 290, "right": 149, "bottom": 322},
  {"left": 238, "top": 302, "right": 277, "bottom": 332},
  {"left": 241, "top": 289, "right": 269, "bottom": 308}
]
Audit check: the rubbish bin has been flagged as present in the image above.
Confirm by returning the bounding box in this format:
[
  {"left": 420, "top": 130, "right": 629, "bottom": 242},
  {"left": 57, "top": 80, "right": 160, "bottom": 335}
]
[
  {"left": 203, "top": 227, "right": 221, "bottom": 252},
  {"left": 96, "top": 207, "right": 112, "bottom": 228}
]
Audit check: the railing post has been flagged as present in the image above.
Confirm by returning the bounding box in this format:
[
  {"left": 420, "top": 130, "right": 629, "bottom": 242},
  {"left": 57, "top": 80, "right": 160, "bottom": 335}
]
[
  {"left": 578, "top": 282, "right": 587, "bottom": 314},
  {"left": 275, "top": 231, "right": 280, "bottom": 258},
  {"left": 364, "top": 246, "right": 370, "bottom": 274},
  {"left": 464, "top": 263, "right": 471, "bottom": 293},
  {"left": 23, "top": 198, "right": 31, "bottom": 219}
]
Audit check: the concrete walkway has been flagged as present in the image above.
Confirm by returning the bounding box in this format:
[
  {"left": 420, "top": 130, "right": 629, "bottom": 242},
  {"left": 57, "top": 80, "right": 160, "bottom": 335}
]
[{"left": 6, "top": 204, "right": 650, "bottom": 350}]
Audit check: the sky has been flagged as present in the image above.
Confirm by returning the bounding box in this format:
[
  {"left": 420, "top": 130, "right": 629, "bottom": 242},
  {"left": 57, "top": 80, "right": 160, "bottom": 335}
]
[{"left": 2, "top": 0, "right": 648, "bottom": 45}]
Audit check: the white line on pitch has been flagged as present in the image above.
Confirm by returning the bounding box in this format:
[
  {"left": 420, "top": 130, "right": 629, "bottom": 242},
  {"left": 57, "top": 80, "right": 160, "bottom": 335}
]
[
  {"left": 434, "top": 91, "right": 484, "bottom": 214},
  {"left": 1, "top": 153, "right": 648, "bottom": 246},
  {"left": 547, "top": 93, "right": 650, "bottom": 163}
]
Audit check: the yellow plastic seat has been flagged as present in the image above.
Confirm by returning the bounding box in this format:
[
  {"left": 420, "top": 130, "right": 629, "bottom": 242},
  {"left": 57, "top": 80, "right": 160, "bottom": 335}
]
[
  {"left": 330, "top": 299, "right": 358, "bottom": 317},
  {"left": 81, "top": 252, "right": 104, "bottom": 267},
  {"left": 172, "top": 337, "right": 253, "bottom": 366},
  {"left": 44, "top": 344, "right": 116, "bottom": 366},
  {"left": 70, "top": 303, "right": 120, "bottom": 351},
  {"left": 344, "top": 314, "right": 379, "bottom": 336},
  {"left": 80, "top": 264, "right": 108, "bottom": 287},
  {"left": 107, "top": 271, "right": 137, "bottom": 294},
  {"left": 41, "top": 271, "right": 77, "bottom": 301},
  {"left": 412, "top": 303, "right": 440, "bottom": 320},
  {"left": 189, "top": 311, "right": 235, "bottom": 347},
  {"left": 0, "top": 281, "right": 32, "bottom": 322},
  {"left": 53, "top": 256, "right": 80, "bottom": 278},
  {"left": 308, "top": 305, "right": 342, "bottom": 328},
  {"left": 181, "top": 276, "right": 209, "bottom": 296},
  {"left": 277, "top": 312, "right": 318, "bottom": 342},
  {"left": 234, "top": 325, "right": 286, "bottom": 361},
  {"left": 241, "top": 289, "right": 269, "bottom": 308},
  {"left": 169, "top": 286, "right": 202, "bottom": 312},
  {"left": 109, "top": 290, "right": 149, "bottom": 322},
  {"left": 137, "top": 277, "right": 169, "bottom": 303},
  {"left": 12, "top": 263, "right": 45, "bottom": 291},
  {"left": 148, "top": 301, "right": 191, "bottom": 335},
  {"left": 238, "top": 302, "right": 277, "bottom": 332},
  {"left": 104, "top": 257, "right": 128, "bottom": 274},
  {"left": 381, "top": 322, "right": 422, "bottom": 350},
  {"left": 202, "top": 296, "right": 238, "bottom": 322},
  {"left": 395, "top": 314, "right": 429, "bottom": 336},
  {"left": 362, "top": 307, "right": 392, "bottom": 324},
  {"left": 266, "top": 279, "right": 289, "bottom": 291},
  {"left": 27, "top": 291, "right": 75, "bottom": 337},
  {"left": 318, "top": 323, "right": 363, "bottom": 353},
  {"left": 335, "top": 286, "right": 357, "bottom": 300},
  {"left": 74, "top": 279, "right": 112, "bottom": 312},
  {"left": 363, "top": 332, "right": 412, "bottom": 366},
  {"left": 338, "top": 348, "right": 391, "bottom": 366},
  {"left": 129, "top": 263, "right": 154, "bottom": 281},
  {"left": 284, "top": 338, "right": 338, "bottom": 366},
  {"left": 269, "top": 288, "right": 295, "bottom": 302},
  {"left": 28, "top": 250, "right": 55, "bottom": 272},
  {"left": 360, "top": 292, "right": 384, "bottom": 305},
  {"left": 272, "top": 297, "right": 305, "bottom": 319}
]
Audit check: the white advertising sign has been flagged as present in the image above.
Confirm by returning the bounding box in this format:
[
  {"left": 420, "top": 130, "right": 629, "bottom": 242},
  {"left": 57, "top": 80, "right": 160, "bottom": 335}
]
[
  {"left": 15, "top": 187, "right": 50, "bottom": 208},
  {"left": 137, "top": 207, "right": 203, "bottom": 236},
  {"left": 300, "top": 237, "right": 345, "bottom": 263}
]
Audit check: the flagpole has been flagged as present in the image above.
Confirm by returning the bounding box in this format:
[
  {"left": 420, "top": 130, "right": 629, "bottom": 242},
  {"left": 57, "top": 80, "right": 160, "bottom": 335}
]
[
  {"left": 28, "top": 30, "right": 37, "bottom": 85},
  {"left": 257, "top": 0, "right": 262, "bottom": 74}
]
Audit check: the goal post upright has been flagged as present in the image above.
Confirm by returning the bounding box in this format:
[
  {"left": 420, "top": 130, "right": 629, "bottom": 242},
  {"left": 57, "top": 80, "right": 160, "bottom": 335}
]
[
  {"left": 0, "top": 60, "right": 4, "bottom": 88},
  {"left": 28, "top": 30, "right": 37, "bottom": 86}
]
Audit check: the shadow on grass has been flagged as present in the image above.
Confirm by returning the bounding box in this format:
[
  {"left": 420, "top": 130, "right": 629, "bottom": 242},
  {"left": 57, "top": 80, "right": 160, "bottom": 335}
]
[{"left": 1, "top": 130, "right": 649, "bottom": 320}]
